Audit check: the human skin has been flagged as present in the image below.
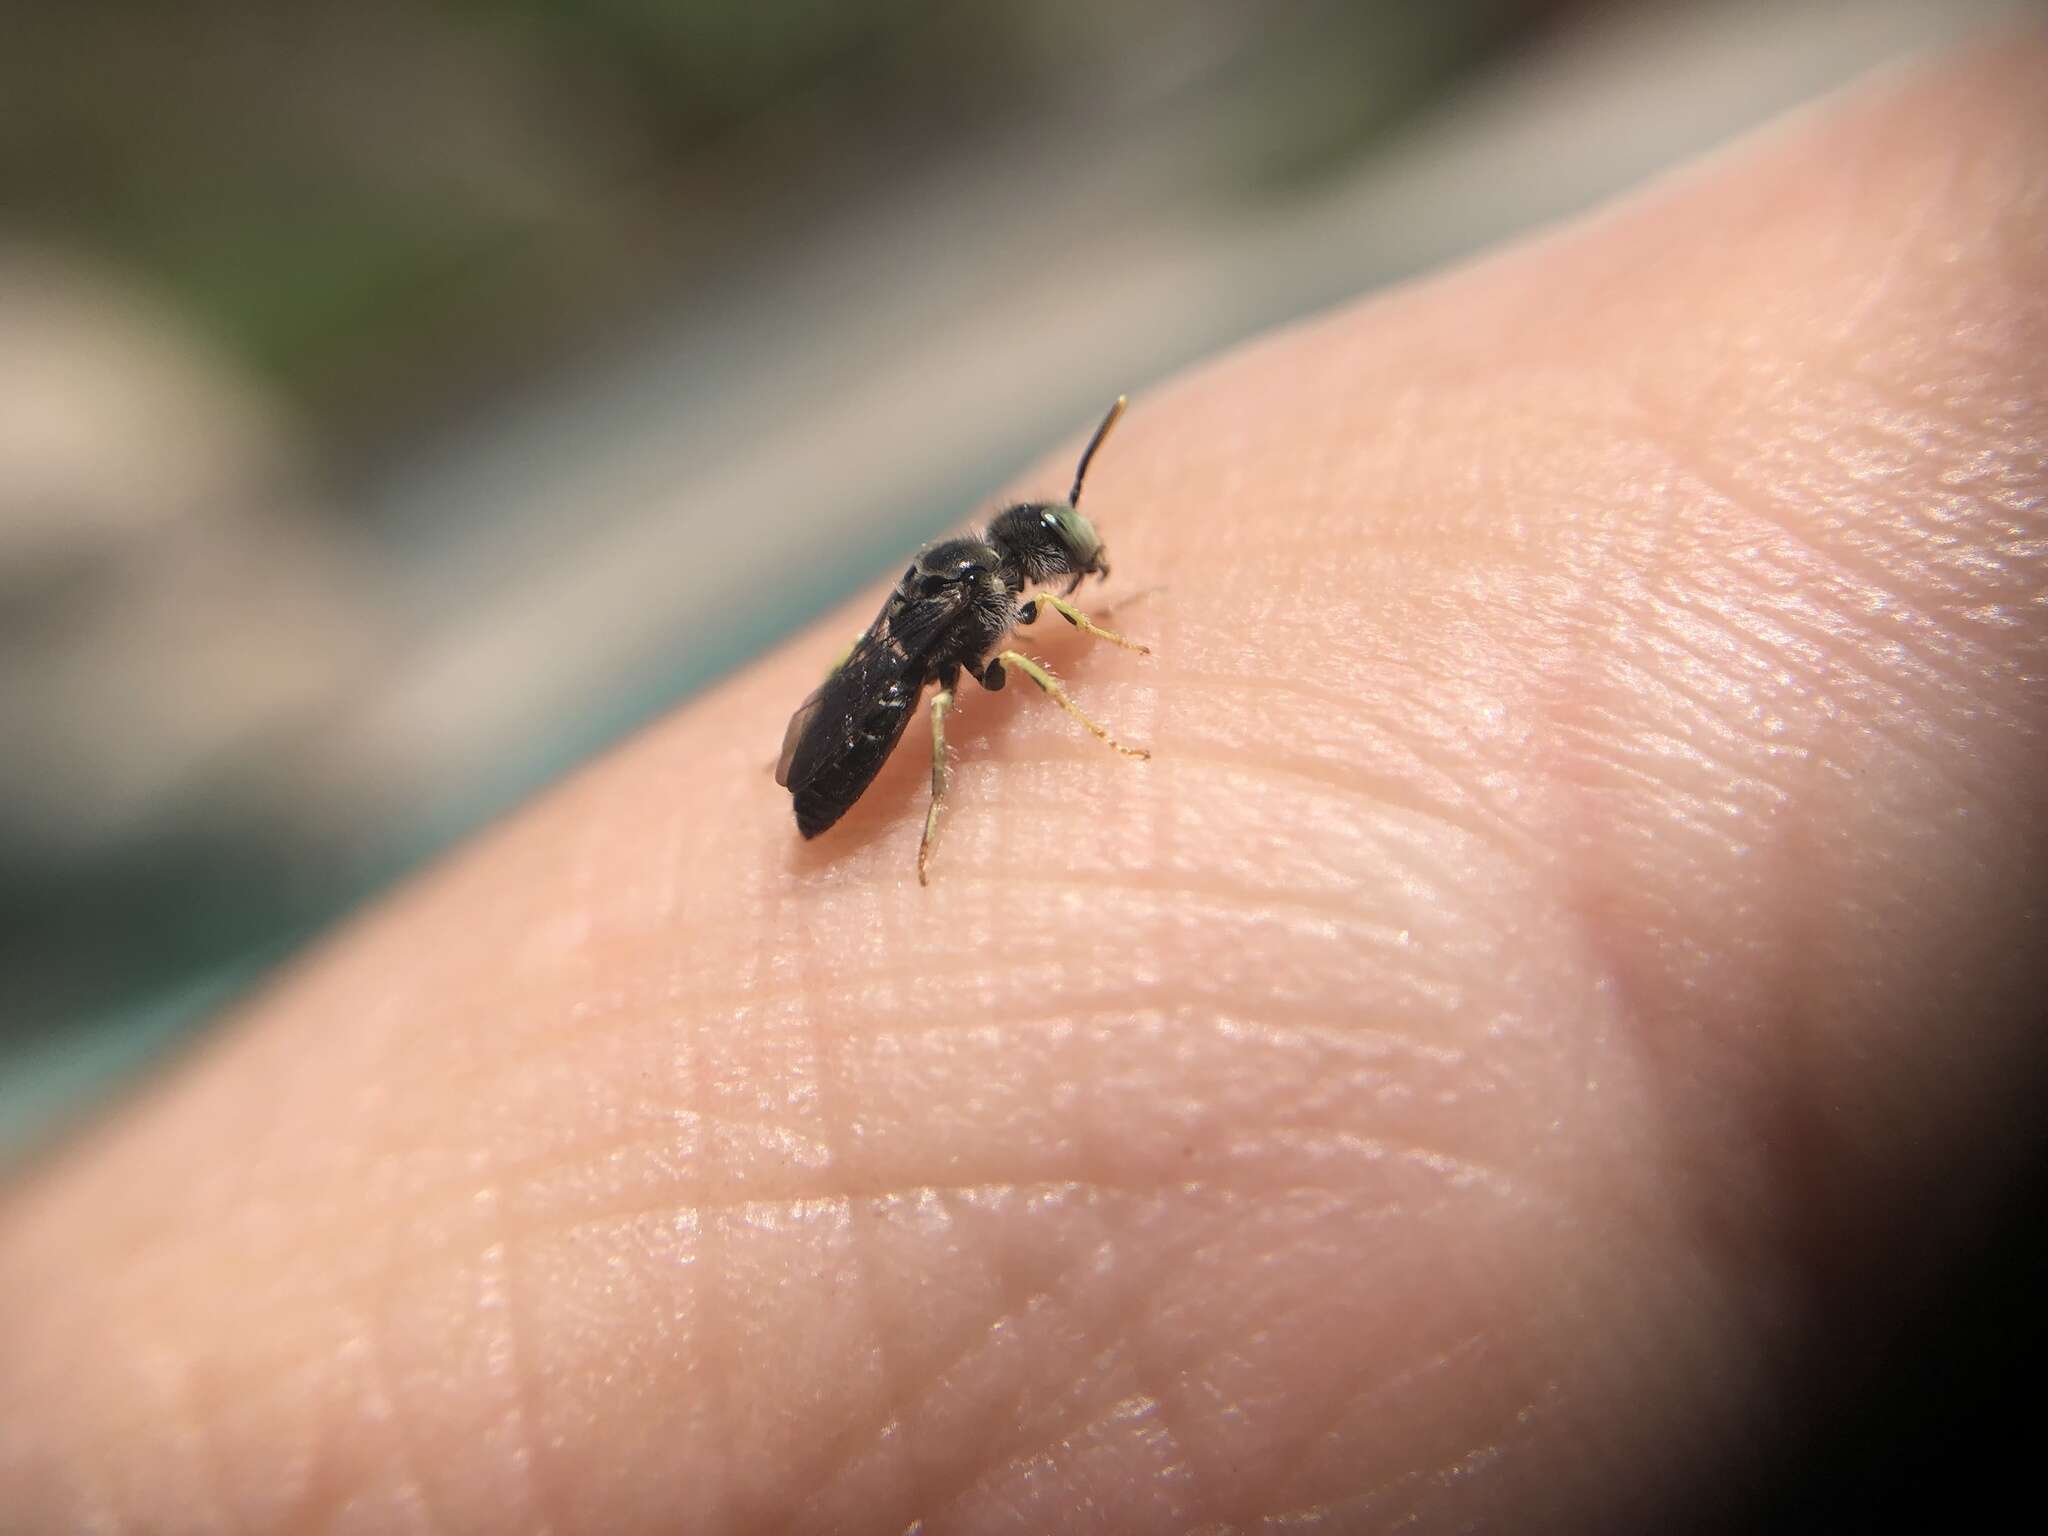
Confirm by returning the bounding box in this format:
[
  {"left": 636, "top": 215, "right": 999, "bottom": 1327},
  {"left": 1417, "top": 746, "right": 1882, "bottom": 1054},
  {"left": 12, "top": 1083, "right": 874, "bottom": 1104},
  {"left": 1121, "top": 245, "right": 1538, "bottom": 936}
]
[{"left": 3, "top": 38, "right": 2044, "bottom": 1535}]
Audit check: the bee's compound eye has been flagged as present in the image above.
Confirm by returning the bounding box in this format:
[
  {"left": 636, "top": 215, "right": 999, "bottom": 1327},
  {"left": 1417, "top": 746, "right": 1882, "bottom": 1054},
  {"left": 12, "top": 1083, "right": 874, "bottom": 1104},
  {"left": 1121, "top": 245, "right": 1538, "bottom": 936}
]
[
  {"left": 919, "top": 573, "right": 950, "bottom": 597},
  {"left": 1040, "top": 509, "right": 1061, "bottom": 529}
]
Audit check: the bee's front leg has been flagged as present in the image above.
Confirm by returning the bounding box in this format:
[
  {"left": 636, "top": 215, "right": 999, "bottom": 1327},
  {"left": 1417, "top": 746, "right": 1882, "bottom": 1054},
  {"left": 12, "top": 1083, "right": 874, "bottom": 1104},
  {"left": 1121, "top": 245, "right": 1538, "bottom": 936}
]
[{"left": 1014, "top": 591, "right": 1150, "bottom": 654}]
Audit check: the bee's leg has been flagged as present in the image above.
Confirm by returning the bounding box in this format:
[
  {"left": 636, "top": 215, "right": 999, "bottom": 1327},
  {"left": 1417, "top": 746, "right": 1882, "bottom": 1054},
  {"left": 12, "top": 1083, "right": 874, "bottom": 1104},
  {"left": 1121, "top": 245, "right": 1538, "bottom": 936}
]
[
  {"left": 987, "top": 651, "right": 1149, "bottom": 759},
  {"left": 1015, "top": 592, "right": 1150, "bottom": 654},
  {"left": 917, "top": 672, "right": 960, "bottom": 886}
]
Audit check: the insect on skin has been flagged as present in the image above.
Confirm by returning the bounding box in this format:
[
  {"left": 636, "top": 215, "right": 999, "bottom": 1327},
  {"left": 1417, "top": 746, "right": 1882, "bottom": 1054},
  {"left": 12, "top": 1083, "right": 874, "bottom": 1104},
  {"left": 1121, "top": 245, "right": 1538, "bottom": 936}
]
[{"left": 775, "top": 395, "right": 1150, "bottom": 884}]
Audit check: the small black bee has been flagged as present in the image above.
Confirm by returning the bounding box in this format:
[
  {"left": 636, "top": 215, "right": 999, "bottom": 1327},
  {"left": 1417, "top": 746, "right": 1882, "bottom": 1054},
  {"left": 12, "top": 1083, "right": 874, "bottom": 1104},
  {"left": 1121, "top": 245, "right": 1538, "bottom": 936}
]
[{"left": 776, "top": 396, "right": 1150, "bottom": 883}]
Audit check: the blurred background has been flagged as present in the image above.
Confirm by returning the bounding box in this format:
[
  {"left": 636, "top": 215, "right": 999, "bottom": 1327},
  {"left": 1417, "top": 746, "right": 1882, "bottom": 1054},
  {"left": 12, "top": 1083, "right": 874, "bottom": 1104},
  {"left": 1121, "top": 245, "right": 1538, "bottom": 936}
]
[
  {"left": 0, "top": 0, "right": 2018, "bottom": 1129},
  {"left": 0, "top": 0, "right": 2040, "bottom": 1522}
]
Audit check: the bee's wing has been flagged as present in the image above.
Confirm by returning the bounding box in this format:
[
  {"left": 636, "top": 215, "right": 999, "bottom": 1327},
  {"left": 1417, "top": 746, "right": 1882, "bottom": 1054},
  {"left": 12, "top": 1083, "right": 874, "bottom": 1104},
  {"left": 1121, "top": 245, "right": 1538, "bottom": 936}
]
[
  {"left": 774, "top": 680, "right": 831, "bottom": 788},
  {"left": 775, "top": 597, "right": 935, "bottom": 795}
]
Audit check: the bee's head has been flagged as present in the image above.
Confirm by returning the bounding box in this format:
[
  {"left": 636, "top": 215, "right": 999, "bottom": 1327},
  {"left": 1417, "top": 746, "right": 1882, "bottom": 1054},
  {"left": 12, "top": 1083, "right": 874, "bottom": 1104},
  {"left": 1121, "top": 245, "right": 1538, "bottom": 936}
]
[
  {"left": 986, "top": 395, "right": 1128, "bottom": 590},
  {"left": 986, "top": 501, "right": 1108, "bottom": 587}
]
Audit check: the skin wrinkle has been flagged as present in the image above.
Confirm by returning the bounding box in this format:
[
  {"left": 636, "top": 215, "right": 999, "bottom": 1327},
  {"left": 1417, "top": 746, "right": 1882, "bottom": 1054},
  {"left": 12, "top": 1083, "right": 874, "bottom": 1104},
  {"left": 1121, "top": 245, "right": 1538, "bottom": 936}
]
[
  {"left": 667, "top": 884, "right": 726, "bottom": 1530},
  {"left": 1150, "top": 755, "right": 1512, "bottom": 910},
  {"left": 1690, "top": 593, "right": 1995, "bottom": 804},
  {"left": 361, "top": 1262, "right": 448, "bottom": 1536},
  {"left": 1623, "top": 570, "right": 1818, "bottom": 707},
  {"left": 949, "top": 1392, "right": 1186, "bottom": 1533},
  {"left": 206, "top": 1296, "right": 335, "bottom": 1528},
  {"left": 812, "top": 1191, "right": 1178, "bottom": 1527},
  {"left": 1132, "top": 1215, "right": 1471, "bottom": 1528},
  {"left": 1169, "top": 730, "right": 1547, "bottom": 868},
  {"left": 794, "top": 1187, "right": 1040, "bottom": 1523},
  {"left": 373, "top": 1202, "right": 539, "bottom": 1534},
  {"left": 871, "top": 1217, "right": 1099, "bottom": 1526},
  {"left": 802, "top": 853, "right": 933, "bottom": 1526},
  {"left": 911, "top": 1314, "right": 1107, "bottom": 1531},
  {"left": 701, "top": 893, "right": 853, "bottom": 1527},
  {"left": 1568, "top": 695, "right": 1788, "bottom": 822},
  {"left": 712, "top": 1195, "right": 878, "bottom": 1527},
  {"left": 486, "top": 1210, "right": 557, "bottom": 1536},
  {"left": 1247, "top": 1330, "right": 1494, "bottom": 1524},
  {"left": 140, "top": 1329, "right": 243, "bottom": 1536},
  {"left": 914, "top": 1186, "right": 1336, "bottom": 1530},
  {"left": 1138, "top": 598, "right": 1196, "bottom": 1515},
  {"left": 1068, "top": 678, "right": 1203, "bottom": 1530},
  {"left": 1665, "top": 555, "right": 1949, "bottom": 730},
  {"left": 1827, "top": 103, "right": 1960, "bottom": 351},
  {"left": 1581, "top": 450, "right": 1998, "bottom": 819},
  {"left": 257, "top": 962, "right": 1490, "bottom": 1273},
  {"left": 1668, "top": 447, "right": 2002, "bottom": 724}
]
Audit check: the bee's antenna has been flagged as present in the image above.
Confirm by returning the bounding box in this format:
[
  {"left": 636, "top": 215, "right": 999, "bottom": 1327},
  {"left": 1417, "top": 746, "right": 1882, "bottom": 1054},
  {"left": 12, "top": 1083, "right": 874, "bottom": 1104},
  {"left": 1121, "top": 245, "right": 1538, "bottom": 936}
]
[{"left": 1069, "top": 395, "right": 1128, "bottom": 507}]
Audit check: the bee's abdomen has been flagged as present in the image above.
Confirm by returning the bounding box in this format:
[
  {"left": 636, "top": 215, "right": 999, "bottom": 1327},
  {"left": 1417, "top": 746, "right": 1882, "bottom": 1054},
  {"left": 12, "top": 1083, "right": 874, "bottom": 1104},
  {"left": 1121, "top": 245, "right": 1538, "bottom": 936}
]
[
  {"left": 794, "top": 776, "right": 863, "bottom": 838},
  {"left": 792, "top": 684, "right": 916, "bottom": 838}
]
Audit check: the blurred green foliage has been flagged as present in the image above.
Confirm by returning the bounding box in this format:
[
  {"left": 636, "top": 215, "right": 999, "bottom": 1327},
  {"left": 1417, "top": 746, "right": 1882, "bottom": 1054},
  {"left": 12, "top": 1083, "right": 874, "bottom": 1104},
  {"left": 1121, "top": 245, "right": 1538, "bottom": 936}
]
[{"left": 3, "top": 1, "right": 1545, "bottom": 457}]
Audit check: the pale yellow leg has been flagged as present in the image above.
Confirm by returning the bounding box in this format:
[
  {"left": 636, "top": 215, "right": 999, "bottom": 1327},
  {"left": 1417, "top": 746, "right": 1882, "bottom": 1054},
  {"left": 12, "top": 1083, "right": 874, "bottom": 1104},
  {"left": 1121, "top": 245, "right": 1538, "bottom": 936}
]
[
  {"left": 1019, "top": 592, "right": 1151, "bottom": 654},
  {"left": 916, "top": 687, "right": 955, "bottom": 886},
  {"left": 996, "top": 651, "right": 1149, "bottom": 759}
]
